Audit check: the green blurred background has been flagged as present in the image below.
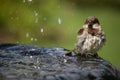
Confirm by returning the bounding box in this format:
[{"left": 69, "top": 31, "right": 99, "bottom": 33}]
[{"left": 0, "top": 0, "right": 120, "bottom": 68}]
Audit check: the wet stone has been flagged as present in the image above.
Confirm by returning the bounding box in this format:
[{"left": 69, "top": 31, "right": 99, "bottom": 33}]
[{"left": 0, "top": 43, "right": 119, "bottom": 80}]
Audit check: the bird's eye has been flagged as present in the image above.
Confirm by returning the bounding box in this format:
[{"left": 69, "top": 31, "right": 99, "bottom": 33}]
[
  {"left": 93, "top": 21, "right": 96, "bottom": 24},
  {"left": 88, "top": 24, "right": 92, "bottom": 28}
]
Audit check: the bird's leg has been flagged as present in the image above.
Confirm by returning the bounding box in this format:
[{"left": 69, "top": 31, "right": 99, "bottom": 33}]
[{"left": 65, "top": 48, "right": 77, "bottom": 56}]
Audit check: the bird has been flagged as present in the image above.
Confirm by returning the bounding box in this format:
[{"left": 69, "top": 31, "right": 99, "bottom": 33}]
[{"left": 75, "top": 16, "right": 106, "bottom": 57}]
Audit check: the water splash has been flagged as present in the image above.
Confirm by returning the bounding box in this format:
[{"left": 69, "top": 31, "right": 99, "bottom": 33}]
[
  {"left": 34, "top": 38, "right": 38, "bottom": 41},
  {"left": 26, "top": 32, "right": 30, "bottom": 38},
  {"left": 28, "top": 0, "right": 32, "bottom": 2},
  {"left": 16, "top": 41, "right": 19, "bottom": 43},
  {"left": 34, "top": 11, "right": 38, "bottom": 17},
  {"left": 58, "top": 17, "right": 62, "bottom": 24},
  {"left": 30, "top": 37, "right": 34, "bottom": 41},
  {"left": 43, "top": 17, "right": 47, "bottom": 21},
  {"left": 33, "top": 65, "right": 37, "bottom": 69},
  {"left": 30, "top": 56, "right": 33, "bottom": 59},
  {"left": 36, "top": 58, "right": 39, "bottom": 63},
  {"left": 40, "top": 28, "right": 44, "bottom": 33},
  {"left": 23, "top": 0, "right": 25, "bottom": 3},
  {"left": 35, "top": 17, "right": 39, "bottom": 23},
  {"left": 34, "top": 11, "right": 39, "bottom": 23},
  {"left": 64, "top": 59, "right": 67, "bottom": 63}
]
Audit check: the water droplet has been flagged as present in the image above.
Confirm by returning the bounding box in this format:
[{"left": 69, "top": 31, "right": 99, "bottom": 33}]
[
  {"left": 30, "top": 37, "right": 34, "bottom": 41},
  {"left": 58, "top": 17, "right": 62, "bottom": 24},
  {"left": 30, "top": 56, "right": 33, "bottom": 59},
  {"left": 35, "top": 17, "right": 38, "bottom": 23},
  {"left": 34, "top": 11, "right": 39, "bottom": 23},
  {"left": 34, "top": 38, "right": 38, "bottom": 41},
  {"left": 38, "top": 67, "right": 40, "bottom": 69},
  {"left": 26, "top": 32, "right": 29, "bottom": 38},
  {"left": 28, "top": 0, "right": 32, "bottom": 2},
  {"left": 34, "top": 11, "right": 38, "bottom": 17},
  {"left": 33, "top": 65, "right": 37, "bottom": 68},
  {"left": 37, "top": 58, "right": 39, "bottom": 63},
  {"left": 16, "top": 41, "right": 19, "bottom": 43},
  {"left": 64, "top": 59, "right": 67, "bottom": 63},
  {"left": 31, "top": 48, "right": 36, "bottom": 51},
  {"left": 43, "top": 17, "right": 47, "bottom": 21},
  {"left": 40, "top": 28, "right": 44, "bottom": 33},
  {"left": 23, "top": 0, "right": 25, "bottom": 3}
]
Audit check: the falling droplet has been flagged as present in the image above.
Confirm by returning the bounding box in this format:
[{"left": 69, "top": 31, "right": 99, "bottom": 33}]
[
  {"left": 30, "top": 37, "right": 34, "bottom": 41},
  {"left": 35, "top": 17, "right": 38, "bottom": 23},
  {"left": 30, "top": 56, "right": 33, "bottom": 59},
  {"left": 43, "top": 17, "right": 47, "bottom": 21},
  {"left": 26, "top": 32, "right": 29, "bottom": 38},
  {"left": 38, "top": 67, "right": 40, "bottom": 69},
  {"left": 16, "top": 41, "right": 19, "bottom": 43},
  {"left": 58, "top": 17, "right": 62, "bottom": 24},
  {"left": 37, "top": 58, "right": 39, "bottom": 63},
  {"left": 64, "top": 59, "right": 67, "bottom": 63},
  {"left": 40, "top": 28, "right": 44, "bottom": 33},
  {"left": 34, "top": 11, "right": 39, "bottom": 23},
  {"left": 28, "top": 0, "right": 32, "bottom": 2},
  {"left": 34, "top": 38, "right": 38, "bottom": 41},
  {"left": 34, "top": 11, "right": 38, "bottom": 17},
  {"left": 23, "top": 0, "right": 25, "bottom": 3},
  {"left": 33, "top": 66, "right": 37, "bottom": 69}
]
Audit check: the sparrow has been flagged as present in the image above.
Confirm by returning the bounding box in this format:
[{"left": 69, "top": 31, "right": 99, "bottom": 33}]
[{"left": 75, "top": 16, "right": 106, "bottom": 57}]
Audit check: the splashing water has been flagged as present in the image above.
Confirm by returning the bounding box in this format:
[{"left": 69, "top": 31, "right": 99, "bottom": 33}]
[
  {"left": 16, "top": 41, "right": 19, "bottom": 43},
  {"left": 58, "top": 17, "right": 62, "bottom": 24},
  {"left": 28, "top": 0, "right": 32, "bottom": 2},
  {"left": 26, "top": 32, "right": 30, "bottom": 38},
  {"left": 40, "top": 28, "right": 44, "bottom": 33},
  {"left": 34, "top": 38, "right": 38, "bottom": 41},
  {"left": 30, "top": 37, "right": 34, "bottom": 41},
  {"left": 23, "top": 0, "right": 25, "bottom": 3},
  {"left": 34, "top": 11, "right": 39, "bottom": 23},
  {"left": 30, "top": 56, "right": 33, "bottom": 59},
  {"left": 35, "top": 17, "right": 38, "bottom": 23},
  {"left": 34, "top": 11, "right": 38, "bottom": 17},
  {"left": 43, "top": 17, "right": 47, "bottom": 21}
]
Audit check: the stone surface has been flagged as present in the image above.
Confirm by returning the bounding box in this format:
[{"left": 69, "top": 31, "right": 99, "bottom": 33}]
[{"left": 0, "top": 43, "right": 119, "bottom": 80}]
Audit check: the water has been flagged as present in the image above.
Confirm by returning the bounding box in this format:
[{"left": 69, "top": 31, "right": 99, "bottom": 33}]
[
  {"left": 30, "top": 37, "right": 34, "bottom": 41},
  {"left": 40, "top": 28, "right": 44, "bottom": 33},
  {"left": 34, "top": 11, "right": 39, "bottom": 23},
  {"left": 58, "top": 17, "right": 62, "bottom": 24},
  {"left": 43, "top": 17, "right": 47, "bottom": 21},
  {"left": 34, "top": 38, "right": 38, "bottom": 41},
  {"left": 26, "top": 32, "right": 30, "bottom": 38},
  {"left": 28, "top": 0, "right": 32, "bottom": 2}
]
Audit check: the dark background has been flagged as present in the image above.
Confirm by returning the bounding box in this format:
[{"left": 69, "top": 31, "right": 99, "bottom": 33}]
[{"left": 0, "top": 0, "right": 120, "bottom": 68}]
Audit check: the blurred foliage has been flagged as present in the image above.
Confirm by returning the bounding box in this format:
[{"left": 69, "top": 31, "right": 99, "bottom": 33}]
[{"left": 0, "top": 0, "right": 120, "bottom": 68}]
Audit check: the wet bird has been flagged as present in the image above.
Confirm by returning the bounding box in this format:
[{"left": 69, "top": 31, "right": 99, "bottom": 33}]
[{"left": 75, "top": 16, "right": 106, "bottom": 57}]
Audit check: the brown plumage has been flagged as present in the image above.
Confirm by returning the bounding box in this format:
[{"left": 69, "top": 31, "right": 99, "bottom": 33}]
[{"left": 76, "top": 16, "right": 106, "bottom": 56}]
